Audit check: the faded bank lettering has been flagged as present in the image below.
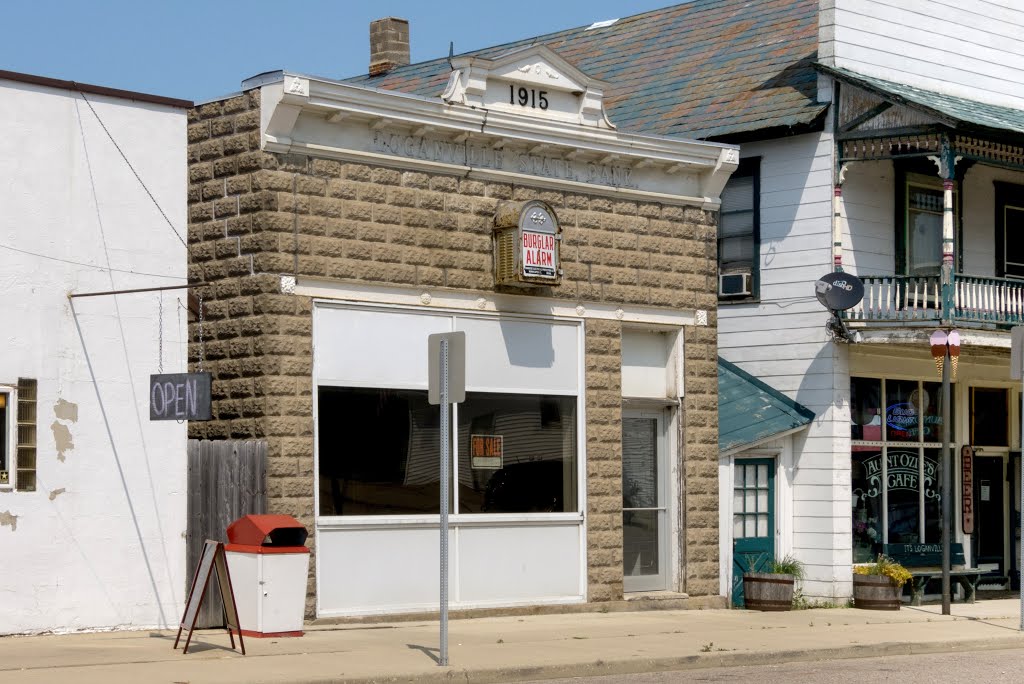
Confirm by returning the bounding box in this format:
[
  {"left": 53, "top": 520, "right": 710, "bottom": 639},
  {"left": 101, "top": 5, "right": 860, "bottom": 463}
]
[{"left": 370, "top": 131, "right": 637, "bottom": 188}]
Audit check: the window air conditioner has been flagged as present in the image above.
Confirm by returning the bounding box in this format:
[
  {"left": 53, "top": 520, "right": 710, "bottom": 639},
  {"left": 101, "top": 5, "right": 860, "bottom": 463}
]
[{"left": 719, "top": 271, "right": 752, "bottom": 297}]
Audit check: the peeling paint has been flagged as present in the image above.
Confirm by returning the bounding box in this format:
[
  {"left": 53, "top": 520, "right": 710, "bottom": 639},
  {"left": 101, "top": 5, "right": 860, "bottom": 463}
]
[
  {"left": 53, "top": 398, "right": 78, "bottom": 423},
  {"left": 0, "top": 511, "right": 17, "bottom": 532},
  {"left": 51, "top": 421, "right": 75, "bottom": 462},
  {"left": 49, "top": 488, "right": 66, "bottom": 501}
]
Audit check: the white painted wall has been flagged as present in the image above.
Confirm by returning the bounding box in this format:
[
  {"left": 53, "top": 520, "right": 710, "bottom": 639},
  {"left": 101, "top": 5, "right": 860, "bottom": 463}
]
[
  {"left": 843, "top": 160, "right": 894, "bottom": 276},
  {"left": 0, "top": 77, "right": 188, "bottom": 634},
  {"left": 962, "top": 165, "right": 1024, "bottom": 278},
  {"left": 820, "top": 0, "right": 1024, "bottom": 109},
  {"left": 718, "top": 131, "right": 853, "bottom": 600}
]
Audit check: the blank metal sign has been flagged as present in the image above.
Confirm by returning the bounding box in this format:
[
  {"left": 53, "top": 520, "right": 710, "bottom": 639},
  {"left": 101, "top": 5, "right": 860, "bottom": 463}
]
[{"left": 427, "top": 332, "right": 466, "bottom": 405}]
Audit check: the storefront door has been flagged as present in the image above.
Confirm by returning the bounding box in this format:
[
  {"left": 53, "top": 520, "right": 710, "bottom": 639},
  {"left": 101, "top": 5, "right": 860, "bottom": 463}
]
[
  {"left": 974, "top": 455, "right": 1006, "bottom": 579},
  {"left": 731, "top": 458, "right": 775, "bottom": 607},
  {"left": 622, "top": 411, "right": 668, "bottom": 592}
]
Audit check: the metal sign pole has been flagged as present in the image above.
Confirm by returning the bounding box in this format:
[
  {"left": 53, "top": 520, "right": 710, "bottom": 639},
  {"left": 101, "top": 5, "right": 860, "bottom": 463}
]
[
  {"left": 941, "top": 344, "right": 951, "bottom": 615},
  {"left": 427, "top": 330, "right": 464, "bottom": 663},
  {"left": 439, "top": 337, "right": 450, "bottom": 667}
]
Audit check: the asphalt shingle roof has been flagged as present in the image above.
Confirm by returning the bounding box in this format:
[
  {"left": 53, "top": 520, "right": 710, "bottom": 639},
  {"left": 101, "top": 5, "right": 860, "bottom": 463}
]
[
  {"left": 345, "top": 0, "right": 827, "bottom": 140},
  {"left": 820, "top": 65, "right": 1024, "bottom": 136},
  {"left": 718, "top": 357, "right": 815, "bottom": 453}
]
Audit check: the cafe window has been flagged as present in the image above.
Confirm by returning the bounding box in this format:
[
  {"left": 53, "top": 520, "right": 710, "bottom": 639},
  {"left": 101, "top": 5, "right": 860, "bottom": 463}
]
[
  {"left": 971, "top": 387, "right": 1008, "bottom": 447},
  {"left": 850, "top": 376, "right": 951, "bottom": 562},
  {"left": 317, "top": 388, "right": 577, "bottom": 516}
]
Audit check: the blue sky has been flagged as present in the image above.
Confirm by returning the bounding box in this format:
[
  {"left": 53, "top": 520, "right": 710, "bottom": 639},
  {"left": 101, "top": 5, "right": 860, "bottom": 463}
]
[{"left": 2, "top": 1, "right": 676, "bottom": 103}]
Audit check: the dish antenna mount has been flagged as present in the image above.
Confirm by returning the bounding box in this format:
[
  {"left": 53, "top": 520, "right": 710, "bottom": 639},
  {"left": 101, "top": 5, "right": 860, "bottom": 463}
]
[{"left": 814, "top": 272, "right": 865, "bottom": 343}]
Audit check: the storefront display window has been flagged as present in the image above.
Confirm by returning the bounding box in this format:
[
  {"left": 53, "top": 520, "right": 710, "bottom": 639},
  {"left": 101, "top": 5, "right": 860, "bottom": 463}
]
[
  {"left": 850, "top": 377, "right": 952, "bottom": 561},
  {"left": 457, "top": 392, "right": 576, "bottom": 514},
  {"left": 317, "top": 387, "right": 577, "bottom": 516}
]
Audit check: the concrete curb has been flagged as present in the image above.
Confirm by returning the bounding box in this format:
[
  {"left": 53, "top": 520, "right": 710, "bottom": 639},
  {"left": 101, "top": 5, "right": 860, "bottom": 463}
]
[{"left": 295, "top": 636, "right": 1024, "bottom": 684}]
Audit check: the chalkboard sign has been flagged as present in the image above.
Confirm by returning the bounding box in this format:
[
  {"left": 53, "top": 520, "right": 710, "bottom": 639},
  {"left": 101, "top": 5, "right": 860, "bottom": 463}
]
[
  {"left": 174, "top": 540, "right": 244, "bottom": 655},
  {"left": 150, "top": 372, "right": 212, "bottom": 421}
]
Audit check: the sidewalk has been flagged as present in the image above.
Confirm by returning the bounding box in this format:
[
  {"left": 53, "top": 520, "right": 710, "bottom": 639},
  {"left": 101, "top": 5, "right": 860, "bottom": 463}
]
[{"left": 1, "top": 599, "right": 1022, "bottom": 683}]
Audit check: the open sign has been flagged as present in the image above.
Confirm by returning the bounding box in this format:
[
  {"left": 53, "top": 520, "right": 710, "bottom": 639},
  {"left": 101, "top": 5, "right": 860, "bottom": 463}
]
[{"left": 149, "top": 372, "right": 212, "bottom": 421}]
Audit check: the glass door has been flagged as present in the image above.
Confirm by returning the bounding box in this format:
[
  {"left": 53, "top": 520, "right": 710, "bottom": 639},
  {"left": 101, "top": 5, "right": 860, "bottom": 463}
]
[
  {"left": 732, "top": 458, "right": 775, "bottom": 607},
  {"left": 622, "top": 410, "right": 668, "bottom": 592}
]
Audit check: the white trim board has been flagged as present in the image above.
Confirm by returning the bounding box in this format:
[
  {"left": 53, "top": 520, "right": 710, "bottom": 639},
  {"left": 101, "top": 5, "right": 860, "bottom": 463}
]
[{"left": 292, "top": 276, "right": 705, "bottom": 329}]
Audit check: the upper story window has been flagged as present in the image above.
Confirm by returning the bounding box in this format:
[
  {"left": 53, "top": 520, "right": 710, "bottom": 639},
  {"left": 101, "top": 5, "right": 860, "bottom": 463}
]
[
  {"left": 718, "top": 157, "right": 760, "bottom": 301},
  {"left": 897, "top": 169, "right": 957, "bottom": 278}
]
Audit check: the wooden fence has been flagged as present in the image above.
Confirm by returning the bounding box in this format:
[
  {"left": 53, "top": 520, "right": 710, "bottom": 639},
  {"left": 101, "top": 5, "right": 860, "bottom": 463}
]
[{"left": 186, "top": 439, "right": 267, "bottom": 628}]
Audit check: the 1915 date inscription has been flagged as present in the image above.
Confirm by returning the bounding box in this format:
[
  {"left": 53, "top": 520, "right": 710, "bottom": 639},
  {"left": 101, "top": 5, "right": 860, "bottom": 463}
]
[{"left": 510, "top": 85, "right": 548, "bottom": 110}]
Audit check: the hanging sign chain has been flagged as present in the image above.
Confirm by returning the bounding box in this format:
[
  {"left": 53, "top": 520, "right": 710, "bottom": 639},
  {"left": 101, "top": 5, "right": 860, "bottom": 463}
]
[
  {"left": 197, "top": 294, "right": 206, "bottom": 373},
  {"left": 158, "top": 293, "right": 164, "bottom": 374}
]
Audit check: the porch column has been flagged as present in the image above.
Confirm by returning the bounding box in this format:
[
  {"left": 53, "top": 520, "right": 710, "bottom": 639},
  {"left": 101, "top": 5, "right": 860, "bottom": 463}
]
[
  {"left": 941, "top": 177, "right": 955, "bottom": 318},
  {"left": 940, "top": 139, "right": 956, "bottom": 322},
  {"left": 833, "top": 183, "right": 845, "bottom": 271}
]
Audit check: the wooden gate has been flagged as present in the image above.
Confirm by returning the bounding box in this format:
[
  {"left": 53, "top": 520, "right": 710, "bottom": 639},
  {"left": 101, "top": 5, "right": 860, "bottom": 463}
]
[{"left": 186, "top": 439, "right": 267, "bottom": 628}]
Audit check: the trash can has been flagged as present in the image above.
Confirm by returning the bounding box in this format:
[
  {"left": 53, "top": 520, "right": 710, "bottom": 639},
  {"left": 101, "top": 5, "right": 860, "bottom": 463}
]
[{"left": 225, "top": 514, "right": 310, "bottom": 637}]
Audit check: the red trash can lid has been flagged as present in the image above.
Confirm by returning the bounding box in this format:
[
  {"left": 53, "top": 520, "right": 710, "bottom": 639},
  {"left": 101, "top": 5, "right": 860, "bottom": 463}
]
[{"left": 227, "top": 514, "right": 308, "bottom": 547}]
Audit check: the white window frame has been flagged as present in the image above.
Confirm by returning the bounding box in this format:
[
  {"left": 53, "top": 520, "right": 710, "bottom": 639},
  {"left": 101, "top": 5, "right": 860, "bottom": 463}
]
[
  {"left": 311, "top": 301, "right": 587, "bottom": 526},
  {"left": 0, "top": 384, "right": 16, "bottom": 490}
]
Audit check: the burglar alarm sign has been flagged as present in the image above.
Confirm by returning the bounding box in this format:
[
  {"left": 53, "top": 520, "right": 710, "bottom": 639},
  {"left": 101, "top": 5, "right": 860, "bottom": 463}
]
[{"left": 522, "top": 230, "right": 556, "bottom": 278}]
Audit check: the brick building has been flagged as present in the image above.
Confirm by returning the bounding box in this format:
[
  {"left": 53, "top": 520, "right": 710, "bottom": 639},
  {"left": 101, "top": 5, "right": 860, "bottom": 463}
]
[{"left": 186, "top": 42, "right": 736, "bottom": 617}]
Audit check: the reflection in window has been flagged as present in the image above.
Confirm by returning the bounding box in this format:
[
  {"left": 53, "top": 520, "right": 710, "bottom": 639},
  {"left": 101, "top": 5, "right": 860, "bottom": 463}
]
[
  {"left": 317, "top": 387, "right": 578, "bottom": 516},
  {"left": 318, "top": 387, "right": 442, "bottom": 516},
  {"left": 971, "top": 388, "right": 1008, "bottom": 447},
  {"left": 907, "top": 184, "right": 944, "bottom": 277},
  {"left": 851, "top": 378, "right": 881, "bottom": 441},
  {"left": 850, "top": 377, "right": 953, "bottom": 554},
  {"left": 885, "top": 379, "right": 919, "bottom": 441},
  {"left": 457, "top": 393, "right": 576, "bottom": 514},
  {"left": 851, "top": 447, "right": 883, "bottom": 562}
]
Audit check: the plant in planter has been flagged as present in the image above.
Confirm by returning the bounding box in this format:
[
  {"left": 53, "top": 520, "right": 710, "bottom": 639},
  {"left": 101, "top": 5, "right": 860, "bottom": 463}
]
[
  {"left": 852, "top": 554, "right": 913, "bottom": 610},
  {"left": 743, "top": 555, "right": 804, "bottom": 611}
]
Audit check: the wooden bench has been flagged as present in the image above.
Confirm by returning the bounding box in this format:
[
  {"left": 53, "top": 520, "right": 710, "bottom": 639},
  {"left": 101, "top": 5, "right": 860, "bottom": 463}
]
[{"left": 882, "top": 543, "right": 982, "bottom": 606}]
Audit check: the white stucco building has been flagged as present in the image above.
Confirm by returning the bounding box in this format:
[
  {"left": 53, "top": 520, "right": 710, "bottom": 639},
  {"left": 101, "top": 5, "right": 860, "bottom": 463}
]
[{"left": 0, "top": 71, "right": 190, "bottom": 633}]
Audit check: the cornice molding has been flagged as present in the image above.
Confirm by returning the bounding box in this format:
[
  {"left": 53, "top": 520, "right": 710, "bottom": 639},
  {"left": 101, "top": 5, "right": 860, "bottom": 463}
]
[{"left": 258, "top": 71, "right": 738, "bottom": 209}]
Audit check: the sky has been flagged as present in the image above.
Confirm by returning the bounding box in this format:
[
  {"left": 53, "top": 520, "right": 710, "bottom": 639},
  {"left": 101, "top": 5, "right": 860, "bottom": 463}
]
[{"left": 2, "top": 1, "right": 678, "bottom": 104}]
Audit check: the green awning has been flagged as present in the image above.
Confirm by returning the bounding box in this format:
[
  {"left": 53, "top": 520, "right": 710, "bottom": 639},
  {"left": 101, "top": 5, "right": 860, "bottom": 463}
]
[
  {"left": 818, "top": 64, "right": 1024, "bottom": 136},
  {"left": 718, "top": 357, "right": 815, "bottom": 454}
]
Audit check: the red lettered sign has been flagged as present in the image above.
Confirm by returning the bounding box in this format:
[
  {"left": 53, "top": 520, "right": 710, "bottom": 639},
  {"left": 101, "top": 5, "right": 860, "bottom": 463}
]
[
  {"left": 522, "top": 231, "right": 556, "bottom": 278},
  {"left": 962, "top": 446, "right": 974, "bottom": 535}
]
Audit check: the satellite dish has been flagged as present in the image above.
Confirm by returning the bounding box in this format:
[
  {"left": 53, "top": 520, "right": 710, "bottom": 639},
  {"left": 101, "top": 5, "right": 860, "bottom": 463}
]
[{"left": 815, "top": 272, "right": 864, "bottom": 311}]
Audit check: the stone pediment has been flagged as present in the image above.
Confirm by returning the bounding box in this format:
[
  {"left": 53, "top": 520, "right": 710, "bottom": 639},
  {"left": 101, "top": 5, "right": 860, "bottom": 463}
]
[{"left": 441, "top": 45, "right": 612, "bottom": 128}]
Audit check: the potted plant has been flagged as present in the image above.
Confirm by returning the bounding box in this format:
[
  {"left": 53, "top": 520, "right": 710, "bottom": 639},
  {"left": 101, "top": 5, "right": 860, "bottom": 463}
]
[
  {"left": 852, "top": 554, "right": 913, "bottom": 610},
  {"left": 743, "top": 555, "right": 804, "bottom": 611}
]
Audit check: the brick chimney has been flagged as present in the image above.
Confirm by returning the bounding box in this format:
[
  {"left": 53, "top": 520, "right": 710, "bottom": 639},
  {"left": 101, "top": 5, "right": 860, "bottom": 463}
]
[{"left": 369, "top": 17, "right": 410, "bottom": 77}]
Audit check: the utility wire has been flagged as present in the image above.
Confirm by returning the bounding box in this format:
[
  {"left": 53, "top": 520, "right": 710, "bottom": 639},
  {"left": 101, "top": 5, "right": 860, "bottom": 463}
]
[
  {"left": 76, "top": 88, "right": 190, "bottom": 254},
  {"left": 0, "top": 241, "right": 185, "bottom": 279}
]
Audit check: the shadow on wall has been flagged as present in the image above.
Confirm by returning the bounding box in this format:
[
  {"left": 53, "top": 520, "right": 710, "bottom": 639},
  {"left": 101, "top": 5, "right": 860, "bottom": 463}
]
[
  {"left": 70, "top": 299, "right": 175, "bottom": 627},
  {"left": 792, "top": 341, "right": 848, "bottom": 466},
  {"left": 499, "top": 318, "right": 554, "bottom": 369}
]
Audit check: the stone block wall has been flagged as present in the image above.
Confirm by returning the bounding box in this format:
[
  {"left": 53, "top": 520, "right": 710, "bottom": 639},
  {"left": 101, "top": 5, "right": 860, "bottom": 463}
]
[{"left": 186, "top": 88, "right": 721, "bottom": 612}]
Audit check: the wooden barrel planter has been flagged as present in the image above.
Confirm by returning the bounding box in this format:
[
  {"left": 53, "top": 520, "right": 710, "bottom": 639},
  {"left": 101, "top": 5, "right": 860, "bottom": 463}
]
[
  {"left": 852, "top": 574, "right": 901, "bottom": 610},
  {"left": 742, "top": 573, "right": 795, "bottom": 611}
]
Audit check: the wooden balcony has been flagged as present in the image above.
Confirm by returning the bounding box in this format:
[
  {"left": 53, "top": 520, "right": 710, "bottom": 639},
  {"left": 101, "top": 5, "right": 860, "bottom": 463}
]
[{"left": 844, "top": 274, "right": 1024, "bottom": 328}]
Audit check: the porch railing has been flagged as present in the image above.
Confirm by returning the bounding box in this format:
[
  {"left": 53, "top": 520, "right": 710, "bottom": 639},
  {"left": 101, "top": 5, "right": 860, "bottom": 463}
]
[{"left": 844, "top": 274, "right": 1024, "bottom": 327}]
